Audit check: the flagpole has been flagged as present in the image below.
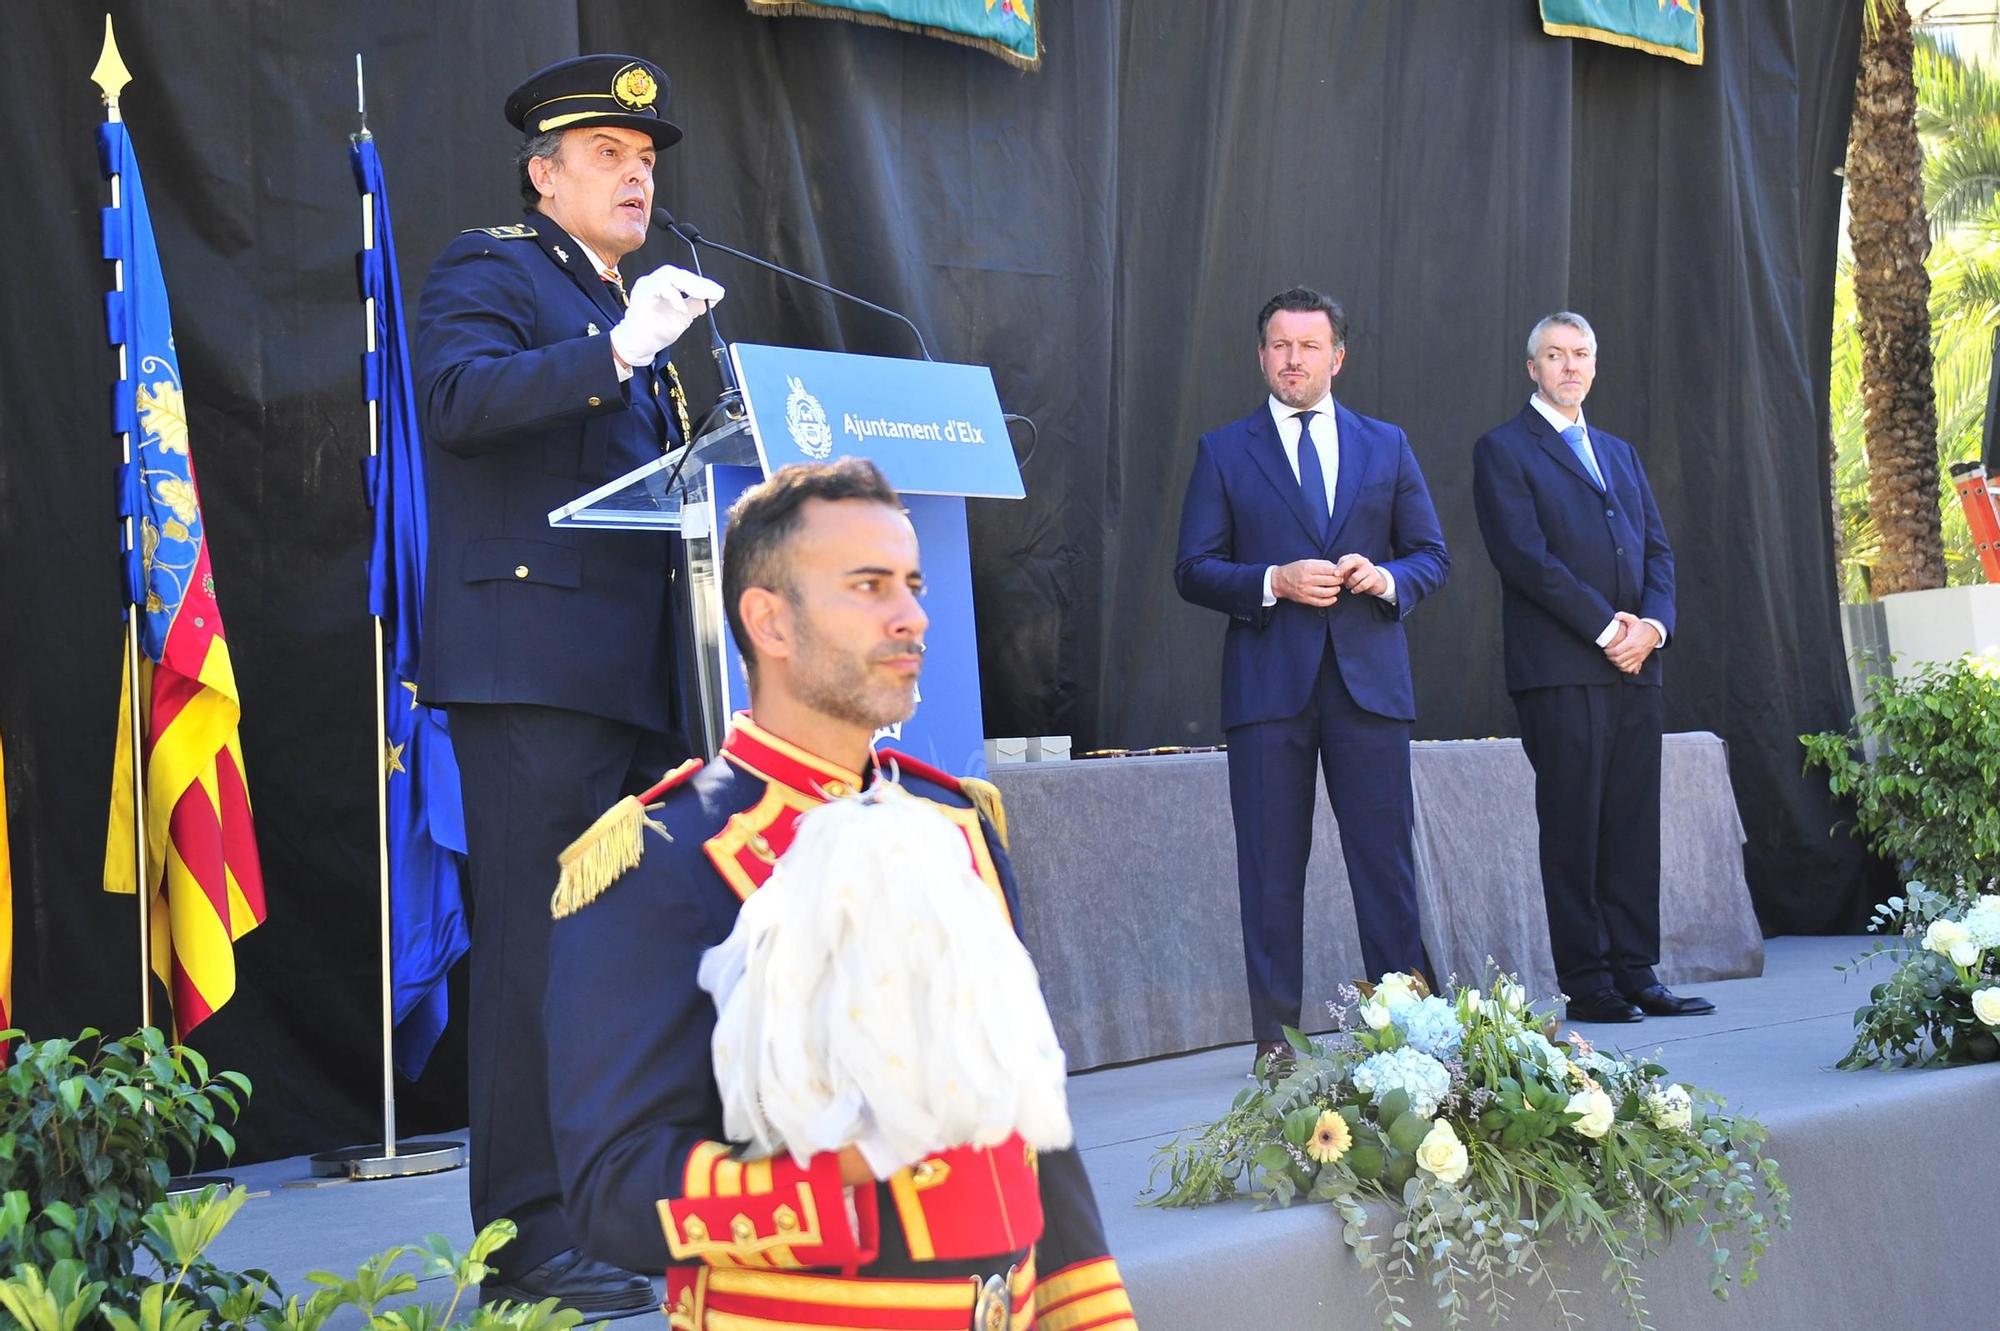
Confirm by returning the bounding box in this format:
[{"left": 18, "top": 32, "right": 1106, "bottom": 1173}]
[
  {"left": 308, "top": 56, "right": 464, "bottom": 1181},
  {"left": 353, "top": 58, "right": 403, "bottom": 1167},
  {"left": 94, "top": 17, "right": 154, "bottom": 1035}
]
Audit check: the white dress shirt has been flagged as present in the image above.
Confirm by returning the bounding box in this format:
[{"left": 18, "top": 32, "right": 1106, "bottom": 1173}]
[
  {"left": 1260, "top": 393, "right": 1396, "bottom": 606},
  {"left": 1528, "top": 393, "right": 1665, "bottom": 651},
  {"left": 570, "top": 232, "right": 636, "bottom": 383}
]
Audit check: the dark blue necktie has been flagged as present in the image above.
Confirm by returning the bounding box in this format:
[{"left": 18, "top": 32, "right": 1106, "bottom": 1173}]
[{"left": 1294, "top": 410, "right": 1328, "bottom": 540}]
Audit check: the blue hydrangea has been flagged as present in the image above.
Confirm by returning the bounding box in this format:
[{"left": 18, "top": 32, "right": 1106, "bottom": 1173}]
[
  {"left": 1351, "top": 1045, "right": 1454, "bottom": 1119},
  {"left": 1388, "top": 995, "right": 1464, "bottom": 1059}
]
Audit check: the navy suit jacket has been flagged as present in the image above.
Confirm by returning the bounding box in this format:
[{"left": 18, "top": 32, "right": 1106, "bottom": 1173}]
[
  {"left": 1471, "top": 404, "right": 1676, "bottom": 694},
  {"left": 1175, "top": 401, "right": 1450, "bottom": 730},
  {"left": 414, "top": 211, "right": 683, "bottom": 733}
]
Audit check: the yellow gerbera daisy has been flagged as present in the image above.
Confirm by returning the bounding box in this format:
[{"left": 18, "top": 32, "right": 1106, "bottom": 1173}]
[{"left": 1306, "top": 1109, "right": 1352, "bottom": 1165}]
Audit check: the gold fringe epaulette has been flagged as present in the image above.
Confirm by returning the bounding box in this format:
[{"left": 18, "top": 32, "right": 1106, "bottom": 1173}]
[
  {"left": 958, "top": 776, "right": 1009, "bottom": 851},
  {"left": 550, "top": 758, "right": 700, "bottom": 918}
]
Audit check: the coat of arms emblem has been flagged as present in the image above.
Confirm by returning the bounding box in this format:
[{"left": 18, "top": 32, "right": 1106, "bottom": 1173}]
[{"left": 785, "top": 375, "right": 834, "bottom": 459}]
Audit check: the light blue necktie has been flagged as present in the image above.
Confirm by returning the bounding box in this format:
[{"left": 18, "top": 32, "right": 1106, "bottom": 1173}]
[
  {"left": 1561, "top": 423, "right": 1604, "bottom": 490},
  {"left": 1294, "top": 410, "right": 1329, "bottom": 540}
]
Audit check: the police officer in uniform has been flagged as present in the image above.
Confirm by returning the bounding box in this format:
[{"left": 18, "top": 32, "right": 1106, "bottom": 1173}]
[
  {"left": 414, "top": 53, "right": 723, "bottom": 1315},
  {"left": 544, "top": 460, "right": 1140, "bottom": 1331}
]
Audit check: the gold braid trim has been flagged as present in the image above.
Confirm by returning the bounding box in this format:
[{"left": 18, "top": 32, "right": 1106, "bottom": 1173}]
[
  {"left": 1540, "top": 18, "right": 1703, "bottom": 66},
  {"left": 552, "top": 795, "right": 662, "bottom": 918},
  {"left": 664, "top": 360, "right": 692, "bottom": 444},
  {"left": 958, "top": 776, "right": 1009, "bottom": 850}
]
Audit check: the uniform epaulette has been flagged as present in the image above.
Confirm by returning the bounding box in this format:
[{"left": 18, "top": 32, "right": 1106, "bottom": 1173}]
[
  {"left": 463, "top": 223, "right": 538, "bottom": 239},
  {"left": 879, "top": 748, "right": 1010, "bottom": 850},
  {"left": 551, "top": 758, "right": 701, "bottom": 918}
]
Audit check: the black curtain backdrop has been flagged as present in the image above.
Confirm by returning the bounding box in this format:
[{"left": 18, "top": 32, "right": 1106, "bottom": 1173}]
[{"left": 0, "top": 0, "right": 1868, "bottom": 1163}]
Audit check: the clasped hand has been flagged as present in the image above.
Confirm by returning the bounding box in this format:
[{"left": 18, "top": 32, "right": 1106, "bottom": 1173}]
[
  {"left": 1274, "top": 553, "right": 1386, "bottom": 606},
  {"left": 608, "top": 264, "right": 727, "bottom": 368},
  {"left": 1604, "top": 611, "right": 1659, "bottom": 674}
]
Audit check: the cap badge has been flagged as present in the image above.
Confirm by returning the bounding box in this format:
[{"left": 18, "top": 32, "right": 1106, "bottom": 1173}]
[{"left": 613, "top": 63, "right": 658, "bottom": 111}]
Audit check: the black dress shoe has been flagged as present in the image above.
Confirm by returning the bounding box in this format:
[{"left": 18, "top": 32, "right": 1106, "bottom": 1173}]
[
  {"left": 1564, "top": 990, "right": 1645, "bottom": 1023},
  {"left": 1625, "top": 984, "right": 1715, "bottom": 1017},
  {"left": 1252, "top": 1038, "right": 1295, "bottom": 1076},
  {"left": 482, "top": 1248, "right": 656, "bottom": 1319}
]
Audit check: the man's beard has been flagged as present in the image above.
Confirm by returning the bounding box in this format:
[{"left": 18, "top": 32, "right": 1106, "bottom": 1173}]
[{"left": 791, "top": 618, "right": 920, "bottom": 733}]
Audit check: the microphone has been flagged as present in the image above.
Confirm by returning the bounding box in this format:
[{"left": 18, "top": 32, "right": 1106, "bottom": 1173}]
[
  {"left": 653, "top": 207, "right": 934, "bottom": 361},
  {"left": 653, "top": 207, "right": 741, "bottom": 411}
]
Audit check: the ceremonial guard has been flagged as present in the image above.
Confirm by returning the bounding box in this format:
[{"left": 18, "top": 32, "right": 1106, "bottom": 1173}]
[
  {"left": 415, "top": 53, "right": 723, "bottom": 1312},
  {"left": 545, "top": 460, "right": 1138, "bottom": 1330}
]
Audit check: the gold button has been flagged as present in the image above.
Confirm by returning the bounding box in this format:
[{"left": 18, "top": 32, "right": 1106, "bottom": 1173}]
[
  {"left": 824, "top": 780, "right": 849, "bottom": 798},
  {"left": 587, "top": 395, "right": 603, "bottom": 407},
  {"left": 513, "top": 565, "right": 530, "bottom": 579},
  {"left": 682, "top": 1217, "right": 707, "bottom": 1243},
  {"left": 773, "top": 1204, "right": 798, "bottom": 1232},
  {"left": 731, "top": 1216, "right": 756, "bottom": 1244}
]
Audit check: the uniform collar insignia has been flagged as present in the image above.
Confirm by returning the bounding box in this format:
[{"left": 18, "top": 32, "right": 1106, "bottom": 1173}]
[
  {"left": 553, "top": 243, "right": 570, "bottom": 263},
  {"left": 721, "top": 713, "right": 866, "bottom": 800}
]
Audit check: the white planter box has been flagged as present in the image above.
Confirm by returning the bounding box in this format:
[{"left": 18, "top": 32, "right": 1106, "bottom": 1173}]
[{"left": 1877, "top": 583, "right": 2000, "bottom": 668}]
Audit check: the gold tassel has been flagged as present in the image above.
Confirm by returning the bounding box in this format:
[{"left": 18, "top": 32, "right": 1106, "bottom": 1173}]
[
  {"left": 958, "top": 776, "right": 1009, "bottom": 851},
  {"left": 551, "top": 796, "right": 659, "bottom": 918}
]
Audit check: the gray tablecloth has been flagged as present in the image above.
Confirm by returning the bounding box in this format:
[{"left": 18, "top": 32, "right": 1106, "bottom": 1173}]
[{"left": 995, "top": 732, "right": 1763, "bottom": 1069}]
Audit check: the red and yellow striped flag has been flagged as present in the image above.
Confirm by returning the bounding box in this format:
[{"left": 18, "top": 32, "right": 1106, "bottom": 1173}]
[{"left": 99, "top": 116, "right": 265, "bottom": 1039}]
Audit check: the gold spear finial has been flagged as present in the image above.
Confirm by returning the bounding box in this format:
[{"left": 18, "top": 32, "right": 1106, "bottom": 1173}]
[{"left": 91, "top": 15, "right": 133, "bottom": 107}]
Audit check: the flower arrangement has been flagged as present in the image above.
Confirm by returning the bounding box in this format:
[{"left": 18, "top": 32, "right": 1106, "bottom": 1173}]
[
  {"left": 1144, "top": 968, "right": 1788, "bottom": 1330},
  {"left": 1839, "top": 882, "right": 2000, "bottom": 1066}
]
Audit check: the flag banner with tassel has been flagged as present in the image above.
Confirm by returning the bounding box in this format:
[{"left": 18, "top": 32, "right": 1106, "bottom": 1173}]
[
  {"left": 1540, "top": 0, "right": 1704, "bottom": 67},
  {"left": 1, "top": 725, "right": 14, "bottom": 1058},
  {"left": 744, "top": 0, "right": 1040, "bottom": 71},
  {"left": 353, "top": 133, "right": 469, "bottom": 1080},
  {"left": 99, "top": 118, "right": 266, "bottom": 1038}
]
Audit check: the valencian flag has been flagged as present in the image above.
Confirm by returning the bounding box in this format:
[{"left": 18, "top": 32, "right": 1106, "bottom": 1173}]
[
  {"left": 353, "top": 133, "right": 470, "bottom": 1079},
  {"left": 1540, "top": 0, "right": 1703, "bottom": 66},
  {"left": 745, "top": 0, "right": 1039, "bottom": 70},
  {"left": 99, "top": 119, "right": 266, "bottom": 1039}
]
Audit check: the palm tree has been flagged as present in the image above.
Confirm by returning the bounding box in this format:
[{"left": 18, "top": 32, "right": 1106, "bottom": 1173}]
[
  {"left": 1847, "top": 0, "right": 1945, "bottom": 594},
  {"left": 1833, "top": 26, "right": 2000, "bottom": 597}
]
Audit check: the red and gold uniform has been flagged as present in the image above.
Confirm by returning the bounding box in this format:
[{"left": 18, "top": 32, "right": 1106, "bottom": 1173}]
[{"left": 546, "top": 715, "right": 1138, "bottom": 1330}]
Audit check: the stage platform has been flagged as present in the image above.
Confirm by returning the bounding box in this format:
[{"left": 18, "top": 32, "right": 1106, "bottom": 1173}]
[
  {"left": 204, "top": 936, "right": 1990, "bottom": 1330},
  {"left": 996, "top": 733, "right": 1766, "bottom": 1070}
]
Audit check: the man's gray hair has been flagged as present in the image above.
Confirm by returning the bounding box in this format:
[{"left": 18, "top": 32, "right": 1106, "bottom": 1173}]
[
  {"left": 515, "top": 129, "right": 565, "bottom": 207},
  {"left": 1526, "top": 311, "right": 1597, "bottom": 359}
]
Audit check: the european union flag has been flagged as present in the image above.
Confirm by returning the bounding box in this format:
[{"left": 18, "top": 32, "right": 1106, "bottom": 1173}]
[{"left": 353, "top": 134, "right": 469, "bottom": 1080}]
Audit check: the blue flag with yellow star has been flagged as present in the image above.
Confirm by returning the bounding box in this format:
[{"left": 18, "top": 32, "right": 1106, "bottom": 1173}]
[{"left": 354, "top": 134, "right": 469, "bottom": 1080}]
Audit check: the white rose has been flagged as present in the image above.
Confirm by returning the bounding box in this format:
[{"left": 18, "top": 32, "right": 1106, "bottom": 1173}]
[
  {"left": 1414, "top": 1118, "right": 1469, "bottom": 1185},
  {"left": 1359, "top": 1000, "right": 1392, "bottom": 1031},
  {"left": 1950, "top": 937, "right": 1983, "bottom": 969},
  {"left": 1972, "top": 988, "right": 2000, "bottom": 1027},
  {"left": 1374, "top": 973, "right": 1419, "bottom": 1008},
  {"left": 1565, "top": 1086, "right": 1615, "bottom": 1139},
  {"left": 1924, "top": 919, "right": 1971, "bottom": 959},
  {"left": 1646, "top": 1084, "right": 1693, "bottom": 1131}
]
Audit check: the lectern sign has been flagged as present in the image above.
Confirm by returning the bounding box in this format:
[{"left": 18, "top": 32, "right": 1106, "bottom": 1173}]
[{"left": 731, "top": 343, "right": 1025, "bottom": 499}]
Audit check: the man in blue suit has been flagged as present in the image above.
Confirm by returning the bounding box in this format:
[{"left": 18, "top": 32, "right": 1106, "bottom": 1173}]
[
  {"left": 1176, "top": 287, "right": 1450, "bottom": 1072},
  {"left": 415, "top": 54, "right": 725, "bottom": 1314},
  {"left": 1471, "top": 311, "right": 1711, "bottom": 1024}
]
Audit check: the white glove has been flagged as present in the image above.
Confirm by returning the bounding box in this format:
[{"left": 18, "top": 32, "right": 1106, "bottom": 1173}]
[{"left": 608, "top": 264, "right": 726, "bottom": 368}]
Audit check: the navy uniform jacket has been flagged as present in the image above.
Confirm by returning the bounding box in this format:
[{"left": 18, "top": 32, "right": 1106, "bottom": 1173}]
[
  {"left": 546, "top": 717, "right": 1137, "bottom": 1330},
  {"left": 414, "top": 211, "right": 683, "bottom": 732},
  {"left": 1471, "top": 405, "right": 1676, "bottom": 694},
  {"left": 1175, "top": 401, "right": 1450, "bottom": 730}
]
